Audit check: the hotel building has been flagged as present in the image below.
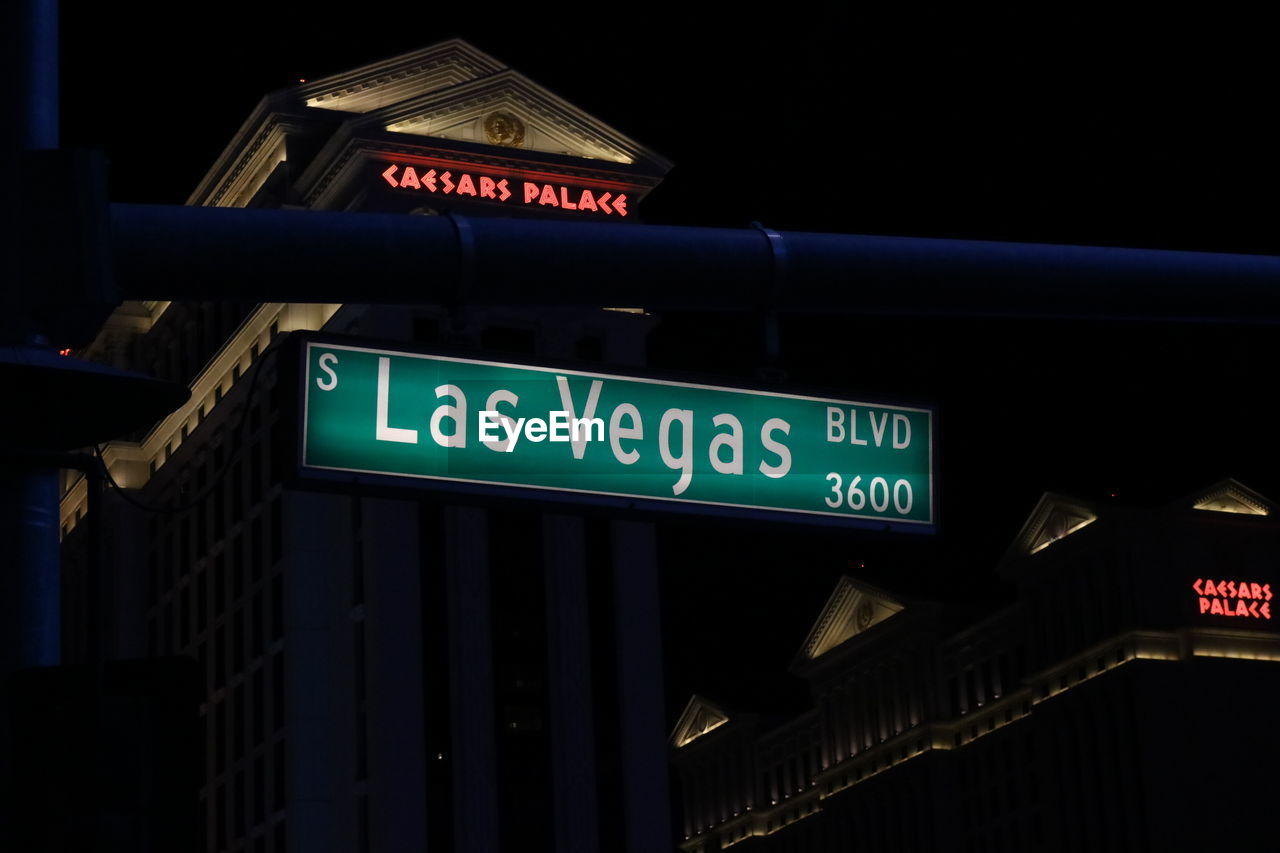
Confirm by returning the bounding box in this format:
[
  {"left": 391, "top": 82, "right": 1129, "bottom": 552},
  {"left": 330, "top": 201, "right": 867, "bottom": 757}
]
[
  {"left": 60, "top": 39, "right": 675, "bottom": 853},
  {"left": 671, "top": 479, "right": 1280, "bottom": 852}
]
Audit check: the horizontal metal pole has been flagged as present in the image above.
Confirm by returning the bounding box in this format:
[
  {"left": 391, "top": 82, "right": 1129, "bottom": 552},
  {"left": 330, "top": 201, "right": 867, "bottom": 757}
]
[{"left": 111, "top": 203, "right": 1280, "bottom": 322}]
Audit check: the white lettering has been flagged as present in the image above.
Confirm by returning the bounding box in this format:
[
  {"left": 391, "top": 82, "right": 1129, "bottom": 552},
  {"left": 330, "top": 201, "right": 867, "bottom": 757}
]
[
  {"left": 849, "top": 409, "right": 868, "bottom": 446},
  {"left": 429, "top": 384, "right": 467, "bottom": 448},
  {"left": 869, "top": 411, "right": 888, "bottom": 447},
  {"left": 555, "top": 376, "right": 603, "bottom": 460},
  {"left": 316, "top": 352, "right": 339, "bottom": 391},
  {"left": 826, "top": 406, "right": 845, "bottom": 443},
  {"left": 482, "top": 389, "right": 519, "bottom": 452},
  {"left": 610, "top": 403, "right": 643, "bottom": 465},
  {"left": 759, "top": 418, "right": 792, "bottom": 479},
  {"left": 376, "top": 357, "right": 418, "bottom": 444},
  {"left": 572, "top": 417, "right": 605, "bottom": 443},
  {"left": 708, "top": 413, "right": 744, "bottom": 475},
  {"left": 659, "top": 408, "right": 694, "bottom": 495},
  {"left": 892, "top": 413, "right": 911, "bottom": 449},
  {"left": 549, "top": 411, "right": 571, "bottom": 442},
  {"left": 501, "top": 416, "right": 526, "bottom": 449}
]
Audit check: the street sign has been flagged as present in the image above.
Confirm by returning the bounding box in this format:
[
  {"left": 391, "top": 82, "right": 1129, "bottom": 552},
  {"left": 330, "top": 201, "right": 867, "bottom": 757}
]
[{"left": 298, "top": 337, "right": 935, "bottom": 530}]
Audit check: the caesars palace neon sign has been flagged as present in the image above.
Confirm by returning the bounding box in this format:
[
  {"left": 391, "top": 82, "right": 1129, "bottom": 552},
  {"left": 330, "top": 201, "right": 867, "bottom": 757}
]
[
  {"left": 380, "top": 163, "right": 629, "bottom": 217},
  {"left": 1193, "top": 577, "right": 1273, "bottom": 620}
]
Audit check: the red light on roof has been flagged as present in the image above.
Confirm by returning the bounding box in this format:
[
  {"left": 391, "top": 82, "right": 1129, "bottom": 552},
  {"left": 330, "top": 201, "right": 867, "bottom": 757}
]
[{"left": 58, "top": 348, "right": 72, "bottom": 356}]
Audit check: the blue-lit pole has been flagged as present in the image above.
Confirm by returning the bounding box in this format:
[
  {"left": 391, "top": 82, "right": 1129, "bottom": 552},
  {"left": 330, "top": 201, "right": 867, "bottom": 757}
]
[{"left": 1, "top": 0, "right": 61, "bottom": 675}]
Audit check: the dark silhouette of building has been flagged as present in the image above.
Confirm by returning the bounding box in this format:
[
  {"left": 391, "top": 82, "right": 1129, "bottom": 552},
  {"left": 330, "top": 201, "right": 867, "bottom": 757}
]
[{"left": 671, "top": 478, "right": 1280, "bottom": 852}]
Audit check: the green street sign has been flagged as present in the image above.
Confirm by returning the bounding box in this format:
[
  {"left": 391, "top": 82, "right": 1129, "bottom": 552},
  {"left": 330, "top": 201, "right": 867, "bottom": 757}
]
[{"left": 298, "top": 338, "right": 935, "bottom": 530}]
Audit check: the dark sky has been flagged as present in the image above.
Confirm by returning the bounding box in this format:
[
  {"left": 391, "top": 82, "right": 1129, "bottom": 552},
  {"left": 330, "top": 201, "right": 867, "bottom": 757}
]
[{"left": 60, "top": 6, "right": 1280, "bottom": 710}]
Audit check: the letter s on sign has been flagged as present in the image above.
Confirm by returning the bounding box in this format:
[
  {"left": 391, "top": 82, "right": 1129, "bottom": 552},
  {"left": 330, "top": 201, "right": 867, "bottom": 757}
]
[{"left": 316, "top": 353, "right": 339, "bottom": 391}]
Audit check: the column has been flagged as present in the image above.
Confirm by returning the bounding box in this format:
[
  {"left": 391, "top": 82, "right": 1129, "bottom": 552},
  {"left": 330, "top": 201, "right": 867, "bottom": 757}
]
[
  {"left": 446, "top": 506, "right": 499, "bottom": 853},
  {"left": 543, "top": 513, "right": 600, "bottom": 853},
  {"left": 611, "top": 520, "right": 672, "bottom": 852}
]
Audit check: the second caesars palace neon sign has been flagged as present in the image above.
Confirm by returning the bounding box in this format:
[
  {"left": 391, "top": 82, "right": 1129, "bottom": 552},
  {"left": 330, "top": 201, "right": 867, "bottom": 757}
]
[
  {"left": 380, "top": 163, "right": 629, "bottom": 217},
  {"left": 1193, "top": 577, "right": 1273, "bottom": 620}
]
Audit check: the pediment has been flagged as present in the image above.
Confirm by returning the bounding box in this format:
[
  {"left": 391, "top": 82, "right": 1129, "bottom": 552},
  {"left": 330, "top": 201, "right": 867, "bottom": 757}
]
[
  {"left": 1191, "top": 478, "right": 1272, "bottom": 516},
  {"left": 367, "top": 70, "right": 660, "bottom": 167},
  {"left": 799, "top": 577, "right": 904, "bottom": 661},
  {"left": 1016, "top": 493, "right": 1098, "bottom": 555},
  {"left": 195, "top": 39, "right": 671, "bottom": 211},
  {"left": 298, "top": 40, "right": 504, "bottom": 114},
  {"left": 670, "top": 695, "right": 730, "bottom": 748}
]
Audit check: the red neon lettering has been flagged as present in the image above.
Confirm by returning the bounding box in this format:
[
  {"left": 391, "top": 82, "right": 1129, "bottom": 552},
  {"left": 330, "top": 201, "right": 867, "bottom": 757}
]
[
  {"left": 440, "top": 171, "right": 455, "bottom": 194},
  {"left": 598, "top": 192, "right": 613, "bottom": 214},
  {"left": 457, "top": 174, "right": 477, "bottom": 197},
  {"left": 1196, "top": 578, "right": 1277, "bottom": 619},
  {"left": 578, "top": 190, "right": 598, "bottom": 212},
  {"left": 614, "top": 193, "right": 628, "bottom": 217},
  {"left": 497, "top": 179, "right": 511, "bottom": 201},
  {"left": 524, "top": 182, "right": 539, "bottom": 203},
  {"left": 479, "top": 176, "right": 496, "bottom": 199},
  {"left": 559, "top": 186, "right": 577, "bottom": 210},
  {"left": 539, "top": 184, "right": 559, "bottom": 206},
  {"left": 423, "top": 169, "right": 438, "bottom": 192},
  {"left": 381, "top": 164, "right": 399, "bottom": 187},
  {"left": 399, "top": 166, "right": 421, "bottom": 190}
]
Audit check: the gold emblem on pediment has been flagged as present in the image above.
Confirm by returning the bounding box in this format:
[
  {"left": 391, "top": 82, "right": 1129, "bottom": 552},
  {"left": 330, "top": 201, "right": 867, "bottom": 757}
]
[{"left": 484, "top": 111, "right": 525, "bottom": 147}]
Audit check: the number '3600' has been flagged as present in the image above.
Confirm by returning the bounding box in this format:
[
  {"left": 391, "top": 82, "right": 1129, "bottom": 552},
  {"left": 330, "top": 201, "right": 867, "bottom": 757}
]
[{"left": 824, "top": 473, "right": 913, "bottom": 515}]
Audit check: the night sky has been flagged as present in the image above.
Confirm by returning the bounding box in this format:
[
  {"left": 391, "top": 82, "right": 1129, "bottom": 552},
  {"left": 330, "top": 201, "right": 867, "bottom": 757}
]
[{"left": 60, "top": 7, "right": 1280, "bottom": 712}]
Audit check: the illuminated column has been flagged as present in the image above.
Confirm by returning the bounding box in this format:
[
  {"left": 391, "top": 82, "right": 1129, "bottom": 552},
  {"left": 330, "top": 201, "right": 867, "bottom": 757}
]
[
  {"left": 446, "top": 506, "right": 499, "bottom": 853},
  {"left": 542, "top": 513, "right": 600, "bottom": 853},
  {"left": 611, "top": 520, "right": 672, "bottom": 852}
]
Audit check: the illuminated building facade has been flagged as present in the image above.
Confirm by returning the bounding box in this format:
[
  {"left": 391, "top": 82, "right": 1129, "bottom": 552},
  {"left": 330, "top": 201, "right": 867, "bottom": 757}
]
[
  {"left": 671, "top": 479, "right": 1280, "bottom": 852},
  {"left": 59, "top": 40, "right": 674, "bottom": 853}
]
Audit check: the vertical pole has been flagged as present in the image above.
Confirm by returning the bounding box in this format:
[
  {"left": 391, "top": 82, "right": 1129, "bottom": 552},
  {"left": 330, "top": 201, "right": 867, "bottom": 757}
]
[
  {"left": 543, "top": 513, "right": 600, "bottom": 853},
  {"left": 611, "top": 519, "right": 672, "bottom": 852},
  {"left": 4, "top": 0, "right": 58, "bottom": 152},
  {"left": 0, "top": 464, "right": 61, "bottom": 672},
  {"left": 445, "top": 505, "right": 499, "bottom": 853},
  {"left": 1, "top": 0, "right": 62, "bottom": 673}
]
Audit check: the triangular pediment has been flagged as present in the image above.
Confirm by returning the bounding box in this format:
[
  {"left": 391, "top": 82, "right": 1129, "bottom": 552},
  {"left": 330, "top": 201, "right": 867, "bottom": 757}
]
[
  {"left": 294, "top": 40, "right": 666, "bottom": 169},
  {"left": 298, "top": 40, "right": 505, "bottom": 114},
  {"left": 670, "top": 695, "right": 731, "bottom": 748},
  {"left": 367, "top": 70, "right": 657, "bottom": 166},
  {"left": 191, "top": 39, "right": 670, "bottom": 214},
  {"left": 799, "top": 577, "right": 904, "bottom": 661},
  {"left": 1191, "top": 478, "right": 1272, "bottom": 516},
  {"left": 1016, "top": 493, "right": 1098, "bottom": 555}
]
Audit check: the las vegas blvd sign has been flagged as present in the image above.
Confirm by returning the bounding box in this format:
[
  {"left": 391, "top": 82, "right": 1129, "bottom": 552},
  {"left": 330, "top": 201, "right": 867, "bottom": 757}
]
[{"left": 299, "top": 339, "right": 935, "bottom": 529}]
